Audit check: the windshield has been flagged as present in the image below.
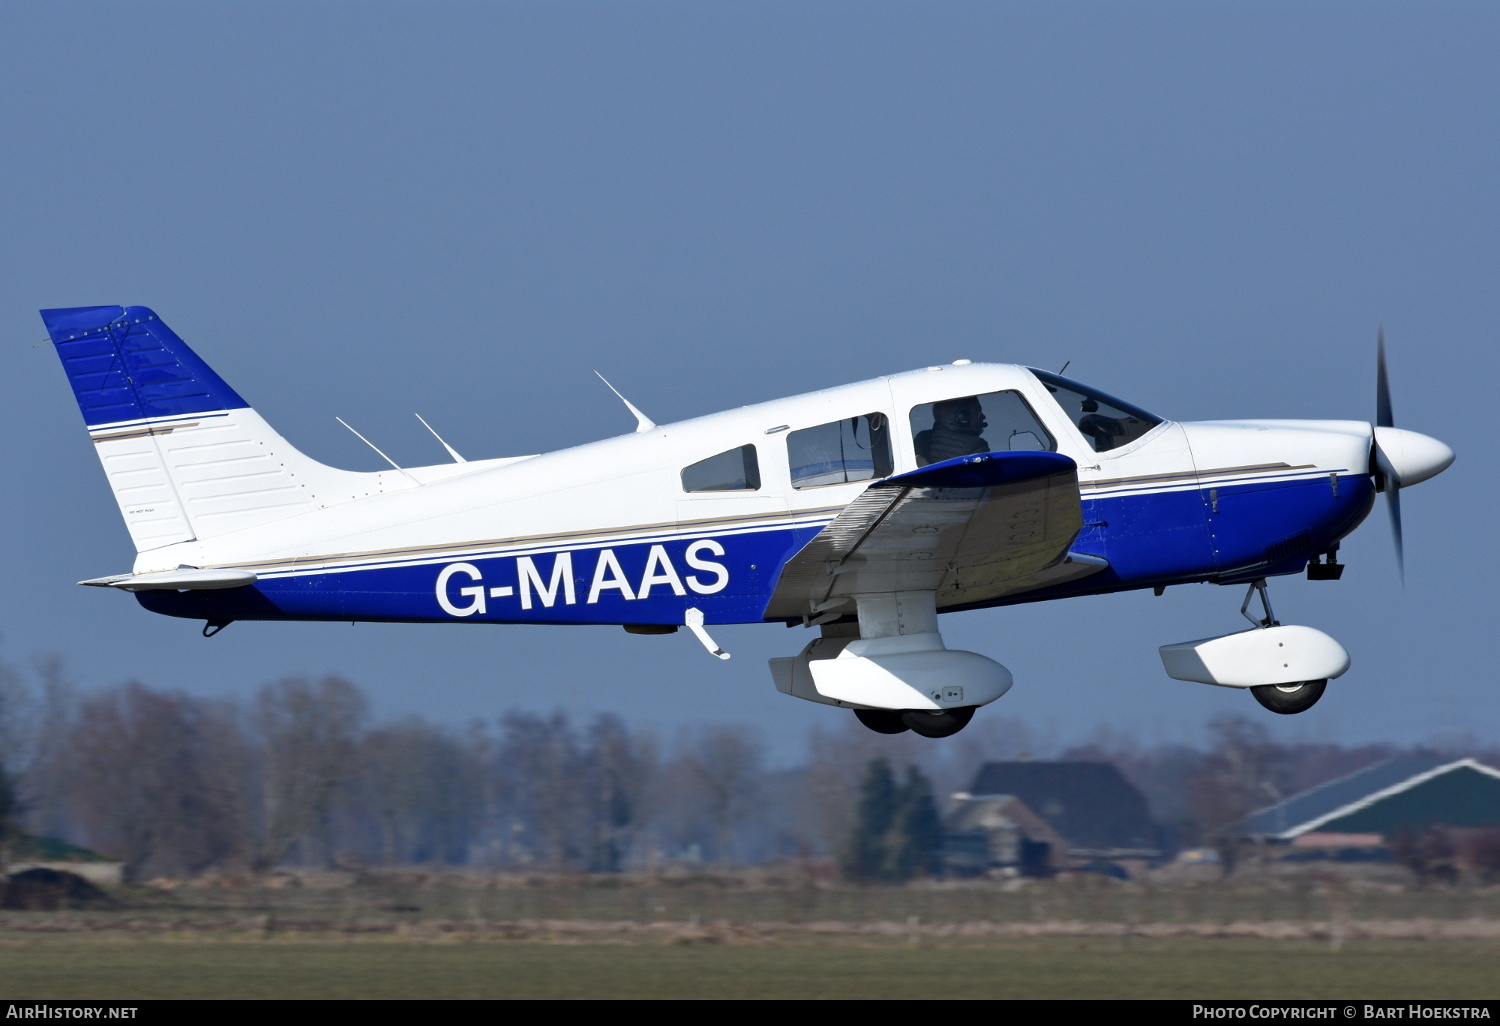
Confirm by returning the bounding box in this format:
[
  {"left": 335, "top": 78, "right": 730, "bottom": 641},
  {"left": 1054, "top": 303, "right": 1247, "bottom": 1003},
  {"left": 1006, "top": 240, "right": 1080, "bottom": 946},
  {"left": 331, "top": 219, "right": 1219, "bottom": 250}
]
[{"left": 1030, "top": 370, "right": 1164, "bottom": 453}]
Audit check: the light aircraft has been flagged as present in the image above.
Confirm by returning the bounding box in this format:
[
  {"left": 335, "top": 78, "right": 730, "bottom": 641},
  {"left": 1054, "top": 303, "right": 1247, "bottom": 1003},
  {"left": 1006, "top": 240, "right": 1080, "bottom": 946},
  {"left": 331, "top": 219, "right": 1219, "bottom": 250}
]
[{"left": 41, "top": 305, "right": 1454, "bottom": 737}]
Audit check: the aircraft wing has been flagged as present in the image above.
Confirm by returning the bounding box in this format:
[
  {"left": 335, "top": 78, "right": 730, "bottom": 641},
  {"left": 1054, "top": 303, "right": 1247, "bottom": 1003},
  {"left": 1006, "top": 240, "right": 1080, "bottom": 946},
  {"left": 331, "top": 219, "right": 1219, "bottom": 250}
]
[{"left": 763, "top": 451, "right": 1106, "bottom": 621}]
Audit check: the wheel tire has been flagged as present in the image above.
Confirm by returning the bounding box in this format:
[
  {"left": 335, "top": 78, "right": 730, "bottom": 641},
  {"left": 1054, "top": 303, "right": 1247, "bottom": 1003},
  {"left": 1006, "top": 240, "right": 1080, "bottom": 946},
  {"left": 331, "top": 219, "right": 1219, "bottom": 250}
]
[
  {"left": 854, "top": 709, "right": 909, "bottom": 734},
  {"left": 901, "top": 706, "right": 976, "bottom": 738},
  {"left": 1250, "top": 679, "right": 1327, "bottom": 715}
]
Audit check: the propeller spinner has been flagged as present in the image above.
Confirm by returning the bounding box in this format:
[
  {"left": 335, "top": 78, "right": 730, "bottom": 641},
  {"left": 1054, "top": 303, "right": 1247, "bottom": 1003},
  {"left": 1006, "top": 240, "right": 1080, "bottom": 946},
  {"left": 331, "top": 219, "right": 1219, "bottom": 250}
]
[{"left": 1369, "top": 325, "right": 1455, "bottom": 580}]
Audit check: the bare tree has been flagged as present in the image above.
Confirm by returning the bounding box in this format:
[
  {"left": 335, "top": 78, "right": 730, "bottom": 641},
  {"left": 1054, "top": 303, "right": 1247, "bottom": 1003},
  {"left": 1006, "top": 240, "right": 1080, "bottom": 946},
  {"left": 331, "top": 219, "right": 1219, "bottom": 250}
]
[
  {"left": 681, "top": 725, "right": 764, "bottom": 865},
  {"left": 801, "top": 719, "right": 928, "bottom": 867},
  {"left": 0, "top": 653, "right": 28, "bottom": 870},
  {"left": 496, "top": 711, "right": 589, "bottom": 868},
  {"left": 22, "top": 657, "right": 78, "bottom": 843},
  {"left": 586, "top": 714, "right": 657, "bottom": 871},
  {"left": 68, "top": 683, "right": 246, "bottom": 880},
  {"left": 462, "top": 718, "right": 503, "bottom": 868},
  {"left": 355, "top": 717, "right": 481, "bottom": 866},
  {"left": 252, "top": 676, "right": 366, "bottom": 871}
]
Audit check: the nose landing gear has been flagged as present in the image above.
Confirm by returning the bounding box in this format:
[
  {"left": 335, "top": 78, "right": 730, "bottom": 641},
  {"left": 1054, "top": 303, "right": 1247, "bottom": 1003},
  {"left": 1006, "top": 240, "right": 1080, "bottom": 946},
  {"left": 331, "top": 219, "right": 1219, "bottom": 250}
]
[
  {"left": 1251, "top": 679, "right": 1327, "bottom": 714},
  {"left": 1158, "top": 578, "right": 1350, "bottom": 715}
]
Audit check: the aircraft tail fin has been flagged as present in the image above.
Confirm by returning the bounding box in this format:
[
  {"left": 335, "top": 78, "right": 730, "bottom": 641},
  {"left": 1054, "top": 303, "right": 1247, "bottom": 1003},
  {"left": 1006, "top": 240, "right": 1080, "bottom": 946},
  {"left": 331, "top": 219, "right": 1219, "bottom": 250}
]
[
  {"left": 43, "top": 305, "right": 408, "bottom": 553},
  {"left": 43, "top": 305, "right": 250, "bottom": 427}
]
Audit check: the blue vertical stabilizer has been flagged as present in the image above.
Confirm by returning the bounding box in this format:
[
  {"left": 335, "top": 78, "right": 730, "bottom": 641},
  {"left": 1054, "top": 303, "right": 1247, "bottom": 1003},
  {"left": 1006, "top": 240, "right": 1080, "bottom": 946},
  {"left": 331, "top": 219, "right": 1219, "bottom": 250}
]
[{"left": 41, "top": 305, "right": 249, "bottom": 427}]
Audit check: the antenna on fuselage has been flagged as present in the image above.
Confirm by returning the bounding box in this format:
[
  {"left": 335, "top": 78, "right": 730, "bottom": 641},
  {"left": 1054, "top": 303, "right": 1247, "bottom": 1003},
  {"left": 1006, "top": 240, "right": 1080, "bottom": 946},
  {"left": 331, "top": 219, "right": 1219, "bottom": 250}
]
[
  {"left": 414, "top": 413, "right": 467, "bottom": 463},
  {"left": 1057, "top": 360, "right": 1071, "bottom": 375},
  {"left": 335, "top": 417, "right": 420, "bottom": 484},
  {"left": 593, "top": 371, "right": 656, "bottom": 433}
]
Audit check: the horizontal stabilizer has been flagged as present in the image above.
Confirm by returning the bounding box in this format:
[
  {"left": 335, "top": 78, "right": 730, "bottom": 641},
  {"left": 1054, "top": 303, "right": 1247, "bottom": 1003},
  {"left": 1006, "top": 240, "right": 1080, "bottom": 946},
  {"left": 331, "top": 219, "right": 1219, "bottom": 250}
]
[{"left": 79, "top": 568, "right": 258, "bottom": 591}]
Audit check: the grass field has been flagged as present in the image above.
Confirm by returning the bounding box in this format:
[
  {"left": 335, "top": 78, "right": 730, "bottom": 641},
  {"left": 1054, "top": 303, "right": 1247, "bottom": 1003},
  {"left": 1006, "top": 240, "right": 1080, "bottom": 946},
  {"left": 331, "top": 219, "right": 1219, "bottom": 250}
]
[{"left": 3, "top": 936, "right": 1498, "bottom": 999}]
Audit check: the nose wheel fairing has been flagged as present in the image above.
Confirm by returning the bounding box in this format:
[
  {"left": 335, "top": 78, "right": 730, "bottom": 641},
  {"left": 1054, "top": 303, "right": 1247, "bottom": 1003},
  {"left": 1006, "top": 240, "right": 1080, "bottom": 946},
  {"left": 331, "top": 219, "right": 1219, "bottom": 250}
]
[
  {"left": 1159, "top": 578, "right": 1347, "bottom": 716},
  {"left": 1159, "top": 624, "right": 1349, "bottom": 689}
]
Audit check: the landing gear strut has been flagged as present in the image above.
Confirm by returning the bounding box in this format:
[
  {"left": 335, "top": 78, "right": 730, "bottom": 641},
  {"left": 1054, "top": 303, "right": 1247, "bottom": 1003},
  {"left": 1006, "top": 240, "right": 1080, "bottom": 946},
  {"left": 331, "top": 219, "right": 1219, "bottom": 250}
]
[{"left": 1240, "top": 578, "right": 1278, "bottom": 628}]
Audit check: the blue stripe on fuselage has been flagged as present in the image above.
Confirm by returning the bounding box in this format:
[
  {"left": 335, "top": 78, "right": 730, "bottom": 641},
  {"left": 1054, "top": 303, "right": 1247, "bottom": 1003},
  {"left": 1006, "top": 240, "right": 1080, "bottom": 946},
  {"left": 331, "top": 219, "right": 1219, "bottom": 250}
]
[
  {"left": 136, "top": 474, "right": 1376, "bottom": 626},
  {"left": 137, "top": 527, "right": 826, "bottom": 626}
]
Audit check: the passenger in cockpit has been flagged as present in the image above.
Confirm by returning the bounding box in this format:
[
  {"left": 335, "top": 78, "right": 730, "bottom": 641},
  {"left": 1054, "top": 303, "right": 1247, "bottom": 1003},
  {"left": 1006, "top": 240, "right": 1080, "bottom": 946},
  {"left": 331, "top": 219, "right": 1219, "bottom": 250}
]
[{"left": 915, "top": 396, "right": 990, "bottom": 466}]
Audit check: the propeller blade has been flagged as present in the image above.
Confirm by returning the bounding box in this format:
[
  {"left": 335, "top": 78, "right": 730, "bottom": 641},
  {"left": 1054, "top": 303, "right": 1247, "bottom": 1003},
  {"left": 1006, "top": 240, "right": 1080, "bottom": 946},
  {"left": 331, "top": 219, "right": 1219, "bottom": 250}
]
[
  {"left": 1386, "top": 485, "right": 1404, "bottom": 586},
  {"left": 1376, "top": 322, "right": 1394, "bottom": 429}
]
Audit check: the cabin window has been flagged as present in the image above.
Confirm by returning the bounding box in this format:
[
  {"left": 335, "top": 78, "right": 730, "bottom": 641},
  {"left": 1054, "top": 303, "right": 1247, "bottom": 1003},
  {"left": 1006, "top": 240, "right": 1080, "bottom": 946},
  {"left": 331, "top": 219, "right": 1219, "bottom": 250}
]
[
  {"left": 787, "top": 414, "right": 893, "bottom": 488},
  {"left": 681, "top": 444, "right": 761, "bottom": 492},
  {"left": 1031, "top": 370, "right": 1163, "bottom": 453},
  {"left": 908, "top": 390, "right": 1055, "bottom": 467}
]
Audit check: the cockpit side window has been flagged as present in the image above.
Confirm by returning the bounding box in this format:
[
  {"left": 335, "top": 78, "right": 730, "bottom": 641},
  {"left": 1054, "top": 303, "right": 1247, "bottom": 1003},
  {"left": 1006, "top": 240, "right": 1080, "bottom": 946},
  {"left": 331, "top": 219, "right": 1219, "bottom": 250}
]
[
  {"left": 682, "top": 444, "right": 761, "bottom": 492},
  {"left": 908, "top": 390, "right": 1055, "bottom": 467},
  {"left": 787, "top": 413, "right": 893, "bottom": 488},
  {"left": 1031, "top": 370, "right": 1163, "bottom": 453}
]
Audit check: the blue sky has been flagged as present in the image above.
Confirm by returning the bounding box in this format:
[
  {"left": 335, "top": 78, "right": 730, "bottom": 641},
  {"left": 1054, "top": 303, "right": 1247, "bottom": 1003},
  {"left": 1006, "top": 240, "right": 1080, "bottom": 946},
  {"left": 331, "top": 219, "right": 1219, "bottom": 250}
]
[{"left": 1, "top": 1, "right": 1495, "bottom": 761}]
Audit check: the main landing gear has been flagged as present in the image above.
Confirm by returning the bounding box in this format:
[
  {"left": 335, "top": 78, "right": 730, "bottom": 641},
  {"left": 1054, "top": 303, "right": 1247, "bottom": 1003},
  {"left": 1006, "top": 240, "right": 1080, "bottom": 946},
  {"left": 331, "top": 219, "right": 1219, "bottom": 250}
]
[
  {"left": 854, "top": 706, "right": 977, "bottom": 738},
  {"left": 1158, "top": 578, "right": 1350, "bottom": 716},
  {"left": 769, "top": 591, "right": 1010, "bottom": 740}
]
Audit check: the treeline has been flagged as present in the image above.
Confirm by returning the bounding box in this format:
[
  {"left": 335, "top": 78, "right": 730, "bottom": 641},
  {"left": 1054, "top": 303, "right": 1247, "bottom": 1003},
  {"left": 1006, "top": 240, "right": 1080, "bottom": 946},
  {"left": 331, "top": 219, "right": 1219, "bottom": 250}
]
[
  {"left": 0, "top": 657, "right": 1492, "bottom": 882},
  {"left": 1, "top": 670, "right": 791, "bottom": 881}
]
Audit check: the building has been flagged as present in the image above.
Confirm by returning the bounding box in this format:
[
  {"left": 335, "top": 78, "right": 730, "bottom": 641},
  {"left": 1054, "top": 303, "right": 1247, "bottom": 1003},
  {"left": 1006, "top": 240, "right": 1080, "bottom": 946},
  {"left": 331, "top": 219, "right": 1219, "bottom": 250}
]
[
  {"left": 3, "top": 835, "right": 124, "bottom": 887},
  {"left": 1234, "top": 756, "right": 1500, "bottom": 847},
  {"left": 946, "top": 761, "right": 1161, "bottom": 877},
  {"left": 943, "top": 793, "right": 1069, "bottom": 876}
]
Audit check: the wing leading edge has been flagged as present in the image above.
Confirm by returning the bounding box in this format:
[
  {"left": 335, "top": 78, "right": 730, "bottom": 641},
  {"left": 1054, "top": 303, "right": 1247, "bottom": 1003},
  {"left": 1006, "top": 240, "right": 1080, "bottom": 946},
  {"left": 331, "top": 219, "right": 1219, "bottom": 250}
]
[{"left": 763, "top": 451, "right": 1106, "bottom": 622}]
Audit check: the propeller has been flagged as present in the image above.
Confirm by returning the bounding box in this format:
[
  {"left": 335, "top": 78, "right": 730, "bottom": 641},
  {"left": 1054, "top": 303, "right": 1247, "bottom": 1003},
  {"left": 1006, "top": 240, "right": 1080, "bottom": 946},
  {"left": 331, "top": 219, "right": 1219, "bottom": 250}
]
[
  {"left": 1375, "top": 326, "right": 1403, "bottom": 580},
  {"left": 1369, "top": 324, "right": 1454, "bottom": 583}
]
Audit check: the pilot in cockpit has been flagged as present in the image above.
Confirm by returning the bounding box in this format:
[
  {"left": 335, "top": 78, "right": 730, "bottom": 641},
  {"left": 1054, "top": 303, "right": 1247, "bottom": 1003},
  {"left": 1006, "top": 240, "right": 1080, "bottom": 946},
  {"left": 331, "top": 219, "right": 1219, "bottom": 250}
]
[
  {"left": 914, "top": 396, "right": 990, "bottom": 466},
  {"left": 1075, "top": 398, "right": 1126, "bottom": 452}
]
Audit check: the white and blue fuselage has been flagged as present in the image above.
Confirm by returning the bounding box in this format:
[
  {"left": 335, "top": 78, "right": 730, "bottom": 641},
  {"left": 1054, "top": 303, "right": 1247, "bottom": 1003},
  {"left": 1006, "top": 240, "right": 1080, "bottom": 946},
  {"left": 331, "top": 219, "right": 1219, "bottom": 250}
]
[
  {"left": 43, "top": 305, "right": 1452, "bottom": 729},
  {"left": 46, "top": 306, "right": 1381, "bottom": 627}
]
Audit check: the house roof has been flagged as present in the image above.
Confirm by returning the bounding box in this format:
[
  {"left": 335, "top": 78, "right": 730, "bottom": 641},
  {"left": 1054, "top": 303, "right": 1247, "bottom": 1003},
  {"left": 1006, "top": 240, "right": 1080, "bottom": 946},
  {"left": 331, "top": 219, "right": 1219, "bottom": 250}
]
[
  {"left": 1234, "top": 757, "right": 1500, "bottom": 840},
  {"left": 7, "top": 834, "right": 117, "bottom": 863},
  {"left": 967, "top": 761, "right": 1158, "bottom": 854},
  {"left": 946, "top": 794, "right": 1070, "bottom": 850}
]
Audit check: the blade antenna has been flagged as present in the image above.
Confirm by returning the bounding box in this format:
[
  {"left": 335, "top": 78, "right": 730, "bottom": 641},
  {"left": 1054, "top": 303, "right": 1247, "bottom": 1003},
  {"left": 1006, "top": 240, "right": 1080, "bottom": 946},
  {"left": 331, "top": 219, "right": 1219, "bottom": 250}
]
[
  {"left": 415, "top": 413, "right": 467, "bottom": 463},
  {"left": 336, "top": 417, "right": 420, "bottom": 484},
  {"left": 594, "top": 371, "right": 656, "bottom": 433}
]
